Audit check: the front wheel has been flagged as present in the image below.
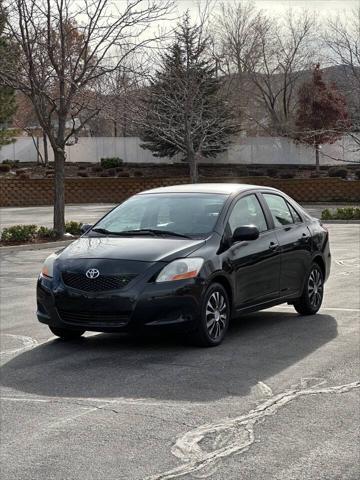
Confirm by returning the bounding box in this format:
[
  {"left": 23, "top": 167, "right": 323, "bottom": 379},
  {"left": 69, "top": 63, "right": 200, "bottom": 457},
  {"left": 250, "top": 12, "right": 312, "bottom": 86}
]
[
  {"left": 49, "top": 326, "right": 85, "bottom": 340},
  {"left": 192, "top": 283, "right": 230, "bottom": 347},
  {"left": 293, "top": 263, "right": 324, "bottom": 315}
]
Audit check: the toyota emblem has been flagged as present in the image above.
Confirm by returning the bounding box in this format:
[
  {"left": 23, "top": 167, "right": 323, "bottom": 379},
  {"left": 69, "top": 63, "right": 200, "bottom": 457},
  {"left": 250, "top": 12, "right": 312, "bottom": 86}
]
[{"left": 86, "top": 268, "right": 100, "bottom": 279}]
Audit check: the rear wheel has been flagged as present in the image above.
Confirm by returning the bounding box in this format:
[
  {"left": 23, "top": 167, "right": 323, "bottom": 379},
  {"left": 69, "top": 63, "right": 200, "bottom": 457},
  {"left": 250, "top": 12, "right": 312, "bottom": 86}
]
[
  {"left": 192, "top": 283, "right": 230, "bottom": 347},
  {"left": 293, "top": 263, "right": 324, "bottom": 315},
  {"left": 49, "top": 327, "right": 85, "bottom": 340}
]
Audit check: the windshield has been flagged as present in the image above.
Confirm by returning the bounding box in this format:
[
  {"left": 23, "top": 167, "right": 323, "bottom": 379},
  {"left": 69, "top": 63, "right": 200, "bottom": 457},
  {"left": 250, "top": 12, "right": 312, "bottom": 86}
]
[{"left": 91, "top": 193, "right": 227, "bottom": 238}]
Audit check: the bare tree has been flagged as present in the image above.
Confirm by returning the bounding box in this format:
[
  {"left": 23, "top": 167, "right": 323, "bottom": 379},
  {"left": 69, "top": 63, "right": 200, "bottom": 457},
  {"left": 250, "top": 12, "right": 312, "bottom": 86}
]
[
  {"left": 0, "top": 0, "right": 173, "bottom": 235},
  {"left": 209, "top": 1, "right": 266, "bottom": 128},
  {"left": 212, "top": 0, "right": 264, "bottom": 76},
  {"left": 211, "top": 4, "right": 316, "bottom": 134},
  {"left": 98, "top": 52, "right": 148, "bottom": 137},
  {"left": 324, "top": 5, "right": 360, "bottom": 151},
  {"left": 245, "top": 9, "right": 316, "bottom": 134}
]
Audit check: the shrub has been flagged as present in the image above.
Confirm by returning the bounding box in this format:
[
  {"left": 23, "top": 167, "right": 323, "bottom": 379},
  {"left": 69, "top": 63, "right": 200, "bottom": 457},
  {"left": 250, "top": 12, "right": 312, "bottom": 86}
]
[
  {"left": 321, "top": 207, "right": 360, "bottom": 220},
  {"left": 1, "top": 224, "right": 38, "bottom": 242},
  {"left": 37, "top": 226, "right": 57, "bottom": 239},
  {"left": 15, "top": 168, "right": 28, "bottom": 176},
  {"left": 77, "top": 171, "right": 89, "bottom": 177},
  {"left": 328, "top": 167, "right": 348, "bottom": 179},
  {"left": 0, "top": 164, "right": 11, "bottom": 172},
  {"left": 2, "top": 159, "right": 19, "bottom": 167},
  {"left": 91, "top": 164, "right": 103, "bottom": 173},
  {"left": 100, "top": 171, "right": 109, "bottom": 177},
  {"left": 355, "top": 169, "right": 360, "bottom": 180},
  {"left": 100, "top": 157, "right": 123, "bottom": 169},
  {"left": 65, "top": 221, "right": 82, "bottom": 235},
  {"left": 78, "top": 165, "right": 87, "bottom": 170},
  {"left": 118, "top": 172, "right": 130, "bottom": 177},
  {"left": 321, "top": 208, "right": 332, "bottom": 220},
  {"left": 133, "top": 171, "right": 143, "bottom": 177},
  {"left": 107, "top": 168, "right": 116, "bottom": 177}
]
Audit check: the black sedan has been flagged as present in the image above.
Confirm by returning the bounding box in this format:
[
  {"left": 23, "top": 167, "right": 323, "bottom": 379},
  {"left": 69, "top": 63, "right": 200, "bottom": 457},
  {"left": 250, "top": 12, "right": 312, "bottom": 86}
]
[{"left": 37, "top": 183, "right": 331, "bottom": 346}]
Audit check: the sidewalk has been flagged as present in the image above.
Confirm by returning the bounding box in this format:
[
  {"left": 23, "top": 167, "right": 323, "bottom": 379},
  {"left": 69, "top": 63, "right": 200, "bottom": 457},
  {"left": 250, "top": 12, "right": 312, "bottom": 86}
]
[{"left": 0, "top": 203, "right": 359, "bottom": 231}]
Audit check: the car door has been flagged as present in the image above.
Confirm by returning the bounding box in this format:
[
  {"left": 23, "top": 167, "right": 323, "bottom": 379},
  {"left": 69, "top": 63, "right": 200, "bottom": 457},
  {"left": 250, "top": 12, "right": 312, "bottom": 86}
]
[
  {"left": 224, "top": 193, "right": 281, "bottom": 308},
  {"left": 261, "top": 193, "right": 312, "bottom": 296}
]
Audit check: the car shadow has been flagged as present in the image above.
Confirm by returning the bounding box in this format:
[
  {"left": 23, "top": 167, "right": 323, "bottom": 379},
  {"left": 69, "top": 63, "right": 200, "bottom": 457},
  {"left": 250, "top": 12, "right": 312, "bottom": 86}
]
[{"left": 0, "top": 311, "right": 337, "bottom": 402}]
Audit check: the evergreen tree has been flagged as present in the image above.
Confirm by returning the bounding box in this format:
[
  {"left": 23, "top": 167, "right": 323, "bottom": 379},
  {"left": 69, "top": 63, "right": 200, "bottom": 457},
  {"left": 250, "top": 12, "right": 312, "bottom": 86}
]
[
  {"left": 0, "top": 1, "right": 16, "bottom": 146},
  {"left": 140, "top": 15, "right": 238, "bottom": 182},
  {"left": 295, "top": 64, "right": 350, "bottom": 171}
]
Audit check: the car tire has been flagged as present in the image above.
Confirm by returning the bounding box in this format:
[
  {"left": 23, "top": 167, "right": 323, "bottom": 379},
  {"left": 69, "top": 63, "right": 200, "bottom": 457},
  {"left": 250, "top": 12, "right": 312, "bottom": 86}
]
[
  {"left": 293, "top": 263, "right": 324, "bottom": 315},
  {"left": 49, "top": 327, "right": 85, "bottom": 340},
  {"left": 192, "top": 282, "right": 230, "bottom": 347}
]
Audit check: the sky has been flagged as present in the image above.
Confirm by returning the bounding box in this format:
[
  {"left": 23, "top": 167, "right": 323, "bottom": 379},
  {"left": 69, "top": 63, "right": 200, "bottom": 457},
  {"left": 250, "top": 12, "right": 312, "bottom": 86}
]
[{"left": 175, "top": 0, "right": 359, "bottom": 19}]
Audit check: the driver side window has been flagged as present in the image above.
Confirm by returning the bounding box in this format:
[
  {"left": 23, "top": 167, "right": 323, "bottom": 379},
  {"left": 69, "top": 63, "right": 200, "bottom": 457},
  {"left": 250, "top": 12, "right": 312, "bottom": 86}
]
[{"left": 228, "top": 194, "right": 268, "bottom": 235}]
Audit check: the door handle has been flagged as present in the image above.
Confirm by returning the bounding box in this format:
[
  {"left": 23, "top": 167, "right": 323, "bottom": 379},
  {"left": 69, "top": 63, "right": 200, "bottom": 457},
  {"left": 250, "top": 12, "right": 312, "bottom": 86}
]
[{"left": 269, "top": 241, "right": 279, "bottom": 251}]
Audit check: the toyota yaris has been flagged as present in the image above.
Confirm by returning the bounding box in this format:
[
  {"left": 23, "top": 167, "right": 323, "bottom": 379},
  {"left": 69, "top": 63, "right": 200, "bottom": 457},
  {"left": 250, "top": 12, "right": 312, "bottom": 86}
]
[{"left": 37, "top": 184, "right": 331, "bottom": 346}]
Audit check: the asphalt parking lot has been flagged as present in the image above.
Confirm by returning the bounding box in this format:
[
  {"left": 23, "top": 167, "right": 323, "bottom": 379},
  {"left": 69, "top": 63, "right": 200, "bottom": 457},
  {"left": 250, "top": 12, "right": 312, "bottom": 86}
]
[{"left": 0, "top": 223, "right": 359, "bottom": 480}]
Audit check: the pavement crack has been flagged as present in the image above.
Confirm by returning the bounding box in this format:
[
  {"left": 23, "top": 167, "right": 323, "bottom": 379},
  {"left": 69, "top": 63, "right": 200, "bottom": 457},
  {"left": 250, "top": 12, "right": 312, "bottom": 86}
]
[{"left": 145, "top": 378, "right": 360, "bottom": 480}]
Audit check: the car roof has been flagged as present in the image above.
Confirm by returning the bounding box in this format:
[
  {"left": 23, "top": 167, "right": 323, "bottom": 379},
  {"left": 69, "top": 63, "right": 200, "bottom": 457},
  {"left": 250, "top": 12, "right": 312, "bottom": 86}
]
[{"left": 139, "top": 183, "right": 280, "bottom": 195}]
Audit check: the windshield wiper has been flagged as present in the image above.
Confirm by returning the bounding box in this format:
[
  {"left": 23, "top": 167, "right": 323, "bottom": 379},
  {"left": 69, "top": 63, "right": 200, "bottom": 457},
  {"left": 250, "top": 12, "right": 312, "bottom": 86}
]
[
  {"left": 91, "top": 228, "right": 191, "bottom": 239},
  {"left": 90, "top": 228, "right": 125, "bottom": 235},
  {"left": 118, "top": 229, "right": 192, "bottom": 239}
]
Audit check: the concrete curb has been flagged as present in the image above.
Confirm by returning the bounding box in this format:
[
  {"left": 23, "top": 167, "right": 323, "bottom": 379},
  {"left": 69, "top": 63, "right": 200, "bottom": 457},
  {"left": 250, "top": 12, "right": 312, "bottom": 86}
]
[
  {"left": 0, "top": 239, "right": 73, "bottom": 254},
  {"left": 323, "top": 220, "right": 360, "bottom": 224}
]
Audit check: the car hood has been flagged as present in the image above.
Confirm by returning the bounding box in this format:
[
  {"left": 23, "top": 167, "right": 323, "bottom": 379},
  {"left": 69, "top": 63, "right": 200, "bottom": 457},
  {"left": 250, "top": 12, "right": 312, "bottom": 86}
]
[{"left": 58, "top": 236, "right": 206, "bottom": 263}]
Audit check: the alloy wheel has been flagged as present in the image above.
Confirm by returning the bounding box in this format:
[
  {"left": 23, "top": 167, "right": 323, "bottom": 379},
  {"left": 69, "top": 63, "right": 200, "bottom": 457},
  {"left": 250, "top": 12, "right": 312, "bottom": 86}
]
[
  {"left": 308, "top": 268, "right": 323, "bottom": 309},
  {"left": 205, "top": 291, "right": 228, "bottom": 340}
]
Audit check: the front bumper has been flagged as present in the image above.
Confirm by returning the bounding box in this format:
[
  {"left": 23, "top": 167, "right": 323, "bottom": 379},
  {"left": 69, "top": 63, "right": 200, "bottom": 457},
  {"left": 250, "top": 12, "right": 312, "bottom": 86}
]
[{"left": 37, "top": 274, "right": 205, "bottom": 333}]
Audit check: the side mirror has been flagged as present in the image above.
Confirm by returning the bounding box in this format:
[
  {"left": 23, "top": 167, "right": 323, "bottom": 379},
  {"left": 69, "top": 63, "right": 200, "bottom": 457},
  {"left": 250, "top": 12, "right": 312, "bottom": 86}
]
[
  {"left": 232, "top": 225, "right": 259, "bottom": 243},
  {"left": 80, "top": 223, "right": 93, "bottom": 235}
]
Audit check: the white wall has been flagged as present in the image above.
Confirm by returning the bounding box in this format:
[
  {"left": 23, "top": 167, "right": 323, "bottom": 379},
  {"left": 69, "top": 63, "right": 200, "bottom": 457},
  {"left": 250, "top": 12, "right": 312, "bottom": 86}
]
[{"left": 1, "top": 135, "right": 358, "bottom": 165}]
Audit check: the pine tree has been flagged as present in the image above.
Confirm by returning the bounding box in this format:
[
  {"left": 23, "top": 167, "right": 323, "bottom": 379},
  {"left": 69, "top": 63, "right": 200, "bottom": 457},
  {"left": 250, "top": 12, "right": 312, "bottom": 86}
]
[
  {"left": 140, "top": 15, "right": 238, "bottom": 182},
  {"left": 0, "top": 1, "right": 16, "bottom": 146},
  {"left": 295, "top": 64, "right": 350, "bottom": 171}
]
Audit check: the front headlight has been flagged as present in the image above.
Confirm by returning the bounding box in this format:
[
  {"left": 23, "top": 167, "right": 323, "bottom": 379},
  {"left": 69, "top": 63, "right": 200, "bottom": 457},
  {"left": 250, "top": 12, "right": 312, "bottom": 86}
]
[
  {"left": 156, "top": 258, "right": 204, "bottom": 282},
  {"left": 41, "top": 253, "right": 57, "bottom": 278}
]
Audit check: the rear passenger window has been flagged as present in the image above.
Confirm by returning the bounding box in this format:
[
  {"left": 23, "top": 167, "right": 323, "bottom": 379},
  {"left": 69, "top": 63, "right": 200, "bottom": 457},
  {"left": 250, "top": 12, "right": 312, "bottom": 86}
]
[
  {"left": 263, "top": 194, "right": 293, "bottom": 228},
  {"left": 287, "top": 203, "right": 302, "bottom": 223}
]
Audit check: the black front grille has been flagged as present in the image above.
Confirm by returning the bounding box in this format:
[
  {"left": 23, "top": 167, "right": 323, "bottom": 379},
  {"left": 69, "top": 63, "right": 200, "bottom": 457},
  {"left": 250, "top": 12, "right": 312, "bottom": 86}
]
[
  {"left": 62, "top": 272, "right": 136, "bottom": 292},
  {"left": 58, "top": 309, "right": 129, "bottom": 327}
]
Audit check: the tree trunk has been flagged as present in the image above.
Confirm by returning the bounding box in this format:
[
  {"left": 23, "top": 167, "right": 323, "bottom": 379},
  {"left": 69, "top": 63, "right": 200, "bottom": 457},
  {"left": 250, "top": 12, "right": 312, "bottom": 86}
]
[
  {"left": 315, "top": 143, "right": 320, "bottom": 173},
  {"left": 53, "top": 149, "right": 66, "bottom": 237},
  {"left": 43, "top": 133, "right": 49, "bottom": 165},
  {"left": 188, "top": 151, "right": 198, "bottom": 183}
]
